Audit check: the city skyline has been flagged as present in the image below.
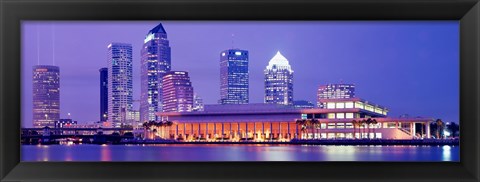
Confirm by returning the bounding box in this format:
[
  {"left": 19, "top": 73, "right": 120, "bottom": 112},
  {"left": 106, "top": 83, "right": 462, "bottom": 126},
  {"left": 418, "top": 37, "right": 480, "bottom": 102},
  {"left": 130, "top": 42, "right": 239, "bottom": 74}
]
[{"left": 22, "top": 21, "right": 459, "bottom": 126}]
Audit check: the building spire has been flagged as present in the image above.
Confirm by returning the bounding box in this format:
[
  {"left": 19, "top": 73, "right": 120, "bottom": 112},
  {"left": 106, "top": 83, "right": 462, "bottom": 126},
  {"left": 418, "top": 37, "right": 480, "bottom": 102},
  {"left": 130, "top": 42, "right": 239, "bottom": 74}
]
[
  {"left": 231, "top": 33, "right": 235, "bottom": 49},
  {"left": 51, "top": 24, "right": 55, "bottom": 65},
  {"left": 36, "top": 24, "right": 40, "bottom": 65}
]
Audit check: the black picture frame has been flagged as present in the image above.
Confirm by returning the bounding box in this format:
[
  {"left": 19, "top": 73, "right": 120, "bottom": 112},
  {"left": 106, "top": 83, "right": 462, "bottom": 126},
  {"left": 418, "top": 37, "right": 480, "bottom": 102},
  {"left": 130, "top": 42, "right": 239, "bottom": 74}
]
[{"left": 1, "top": 0, "right": 478, "bottom": 181}]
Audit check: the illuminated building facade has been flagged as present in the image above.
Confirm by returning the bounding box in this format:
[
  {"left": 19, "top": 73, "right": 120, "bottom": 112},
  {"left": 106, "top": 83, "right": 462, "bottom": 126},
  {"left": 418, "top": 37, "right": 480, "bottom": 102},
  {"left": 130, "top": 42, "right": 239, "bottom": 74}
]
[
  {"left": 293, "top": 100, "right": 315, "bottom": 109},
  {"left": 264, "top": 51, "right": 294, "bottom": 105},
  {"left": 162, "top": 71, "right": 194, "bottom": 112},
  {"left": 219, "top": 49, "right": 249, "bottom": 104},
  {"left": 107, "top": 43, "right": 133, "bottom": 127},
  {"left": 157, "top": 98, "right": 432, "bottom": 141},
  {"left": 140, "top": 23, "right": 172, "bottom": 123},
  {"left": 99, "top": 67, "right": 108, "bottom": 122},
  {"left": 317, "top": 84, "right": 355, "bottom": 108},
  {"left": 193, "top": 93, "right": 204, "bottom": 111},
  {"left": 33, "top": 65, "right": 60, "bottom": 128}
]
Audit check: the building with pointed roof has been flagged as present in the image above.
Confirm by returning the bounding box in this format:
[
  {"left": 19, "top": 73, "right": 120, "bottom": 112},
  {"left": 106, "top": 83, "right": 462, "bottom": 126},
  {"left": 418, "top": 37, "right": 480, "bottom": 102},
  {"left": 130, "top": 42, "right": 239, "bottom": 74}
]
[
  {"left": 140, "top": 23, "right": 172, "bottom": 123},
  {"left": 264, "top": 51, "right": 294, "bottom": 105}
]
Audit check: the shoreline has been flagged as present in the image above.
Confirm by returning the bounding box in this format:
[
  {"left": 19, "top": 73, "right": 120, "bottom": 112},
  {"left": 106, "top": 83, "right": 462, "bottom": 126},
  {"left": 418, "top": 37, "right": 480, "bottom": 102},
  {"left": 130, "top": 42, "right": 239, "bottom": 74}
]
[
  {"left": 23, "top": 139, "right": 459, "bottom": 146},
  {"left": 118, "top": 139, "right": 459, "bottom": 146}
]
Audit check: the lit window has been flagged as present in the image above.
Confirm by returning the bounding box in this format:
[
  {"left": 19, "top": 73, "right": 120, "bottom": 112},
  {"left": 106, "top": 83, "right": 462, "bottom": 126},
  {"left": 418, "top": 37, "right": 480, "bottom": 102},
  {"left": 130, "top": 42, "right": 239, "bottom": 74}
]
[
  {"left": 327, "top": 113, "right": 335, "bottom": 119},
  {"left": 336, "top": 102, "right": 345, "bottom": 109},
  {"left": 345, "top": 102, "right": 354, "bottom": 108},
  {"left": 336, "top": 113, "right": 345, "bottom": 119},
  {"left": 345, "top": 113, "right": 354, "bottom": 118},
  {"left": 327, "top": 102, "right": 335, "bottom": 109}
]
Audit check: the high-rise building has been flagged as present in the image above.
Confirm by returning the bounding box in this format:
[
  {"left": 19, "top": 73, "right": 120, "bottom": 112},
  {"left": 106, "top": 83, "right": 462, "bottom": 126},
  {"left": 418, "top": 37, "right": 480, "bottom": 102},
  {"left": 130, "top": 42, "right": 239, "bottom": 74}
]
[
  {"left": 140, "top": 23, "right": 172, "bottom": 123},
  {"left": 107, "top": 43, "right": 133, "bottom": 127},
  {"left": 317, "top": 84, "right": 355, "bottom": 108},
  {"left": 33, "top": 65, "right": 60, "bottom": 128},
  {"left": 193, "top": 93, "right": 204, "bottom": 112},
  {"left": 162, "top": 71, "right": 194, "bottom": 113},
  {"left": 99, "top": 67, "right": 108, "bottom": 122},
  {"left": 264, "top": 51, "right": 294, "bottom": 105},
  {"left": 219, "top": 49, "right": 249, "bottom": 104}
]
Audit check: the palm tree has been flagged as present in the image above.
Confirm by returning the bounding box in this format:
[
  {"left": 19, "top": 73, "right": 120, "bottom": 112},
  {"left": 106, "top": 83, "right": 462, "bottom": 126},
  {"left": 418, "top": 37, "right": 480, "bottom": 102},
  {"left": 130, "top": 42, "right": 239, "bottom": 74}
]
[
  {"left": 310, "top": 118, "right": 320, "bottom": 139},
  {"left": 365, "top": 118, "right": 372, "bottom": 139},
  {"left": 295, "top": 119, "right": 307, "bottom": 139},
  {"left": 436, "top": 119, "right": 444, "bottom": 139},
  {"left": 360, "top": 119, "right": 367, "bottom": 139},
  {"left": 371, "top": 119, "right": 378, "bottom": 139},
  {"left": 351, "top": 120, "right": 360, "bottom": 139}
]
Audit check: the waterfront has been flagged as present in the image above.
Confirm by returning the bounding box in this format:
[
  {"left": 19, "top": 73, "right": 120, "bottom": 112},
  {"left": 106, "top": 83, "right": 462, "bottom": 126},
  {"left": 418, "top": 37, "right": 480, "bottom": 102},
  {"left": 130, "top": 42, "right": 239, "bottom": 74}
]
[{"left": 21, "top": 144, "right": 459, "bottom": 162}]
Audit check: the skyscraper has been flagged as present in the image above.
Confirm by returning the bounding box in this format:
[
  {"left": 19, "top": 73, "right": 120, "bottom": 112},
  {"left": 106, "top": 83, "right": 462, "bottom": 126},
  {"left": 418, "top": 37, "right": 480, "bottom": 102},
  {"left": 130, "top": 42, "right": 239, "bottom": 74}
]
[
  {"left": 264, "top": 51, "right": 294, "bottom": 105},
  {"left": 193, "top": 93, "right": 204, "bottom": 112},
  {"left": 107, "top": 43, "right": 133, "bottom": 127},
  {"left": 162, "top": 71, "right": 194, "bottom": 113},
  {"left": 32, "top": 65, "right": 60, "bottom": 128},
  {"left": 219, "top": 49, "right": 249, "bottom": 104},
  {"left": 99, "top": 67, "right": 108, "bottom": 122},
  {"left": 317, "top": 83, "right": 355, "bottom": 108},
  {"left": 140, "top": 23, "right": 171, "bottom": 123}
]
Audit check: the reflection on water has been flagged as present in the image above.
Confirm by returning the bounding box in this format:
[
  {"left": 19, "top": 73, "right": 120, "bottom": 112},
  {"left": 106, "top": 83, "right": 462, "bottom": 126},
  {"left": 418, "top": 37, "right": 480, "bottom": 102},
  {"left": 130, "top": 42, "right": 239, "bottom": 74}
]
[{"left": 21, "top": 144, "right": 459, "bottom": 162}]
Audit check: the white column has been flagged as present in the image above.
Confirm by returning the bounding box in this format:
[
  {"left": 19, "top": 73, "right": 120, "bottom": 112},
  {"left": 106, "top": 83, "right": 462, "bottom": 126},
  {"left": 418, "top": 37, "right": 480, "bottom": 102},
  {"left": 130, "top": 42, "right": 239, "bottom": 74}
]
[
  {"left": 412, "top": 122, "right": 416, "bottom": 138},
  {"left": 426, "top": 123, "right": 431, "bottom": 139}
]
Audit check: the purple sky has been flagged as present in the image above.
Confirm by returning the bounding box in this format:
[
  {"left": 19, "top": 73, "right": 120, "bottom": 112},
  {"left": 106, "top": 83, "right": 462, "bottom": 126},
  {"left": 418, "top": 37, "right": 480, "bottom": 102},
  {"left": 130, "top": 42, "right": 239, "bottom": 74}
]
[{"left": 21, "top": 21, "right": 459, "bottom": 127}]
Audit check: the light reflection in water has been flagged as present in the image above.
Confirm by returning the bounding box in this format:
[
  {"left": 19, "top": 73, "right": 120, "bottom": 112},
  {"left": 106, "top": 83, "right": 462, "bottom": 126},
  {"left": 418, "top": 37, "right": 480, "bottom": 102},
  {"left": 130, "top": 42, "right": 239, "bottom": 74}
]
[
  {"left": 21, "top": 144, "right": 459, "bottom": 162},
  {"left": 442, "top": 145, "right": 451, "bottom": 161}
]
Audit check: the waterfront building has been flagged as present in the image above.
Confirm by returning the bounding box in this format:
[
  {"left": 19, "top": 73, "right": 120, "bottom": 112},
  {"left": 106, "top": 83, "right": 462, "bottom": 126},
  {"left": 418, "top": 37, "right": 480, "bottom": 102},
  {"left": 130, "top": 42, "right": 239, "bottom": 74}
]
[
  {"left": 264, "top": 51, "right": 294, "bottom": 105},
  {"left": 126, "top": 110, "right": 141, "bottom": 128},
  {"left": 317, "top": 84, "right": 355, "bottom": 108},
  {"left": 107, "top": 43, "right": 133, "bottom": 128},
  {"left": 54, "top": 119, "right": 78, "bottom": 135},
  {"left": 157, "top": 98, "right": 432, "bottom": 141},
  {"left": 54, "top": 119, "right": 78, "bottom": 128},
  {"left": 293, "top": 100, "right": 315, "bottom": 109},
  {"left": 99, "top": 67, "right": 108, "bottom": 122},
  {"left": 162, "top": 71, "right": 194, "bottom": 113},
  {"left": 193, "top": 93, "right": 204, "bottom": 112},
  {"left": 219, "top": 49, "right": 249, "bottom": 104},
  {"left": 33, "top": 65, "right": 60, "bottom": 128},
  {"left": 140, "top": 23, "right": 172, "bottom": 123}
]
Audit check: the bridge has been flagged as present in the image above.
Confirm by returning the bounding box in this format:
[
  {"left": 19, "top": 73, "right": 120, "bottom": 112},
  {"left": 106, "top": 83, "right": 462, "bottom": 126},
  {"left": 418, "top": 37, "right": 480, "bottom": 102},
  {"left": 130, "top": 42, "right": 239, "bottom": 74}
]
[{"left": 21, "top": 127, "right": 140, "bottom": 144}]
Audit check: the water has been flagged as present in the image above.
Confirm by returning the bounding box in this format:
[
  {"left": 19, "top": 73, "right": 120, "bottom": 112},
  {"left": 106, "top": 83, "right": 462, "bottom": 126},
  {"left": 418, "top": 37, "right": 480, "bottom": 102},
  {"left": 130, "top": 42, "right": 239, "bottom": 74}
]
[{"left": 21, "top": 144, "right": 459, "bottom": 162}]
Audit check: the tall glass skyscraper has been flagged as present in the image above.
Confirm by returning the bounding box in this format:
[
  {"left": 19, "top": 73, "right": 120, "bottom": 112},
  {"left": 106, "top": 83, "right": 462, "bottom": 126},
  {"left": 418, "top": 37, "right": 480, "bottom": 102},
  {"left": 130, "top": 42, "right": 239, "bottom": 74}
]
[
  {"left": 162, "top": 71, "right": 194, "bottom": 113},
  {"left": 140, "top": 23, "right": 171, "bottom": 122},
  {"left": 219, "top": 49, "right": 249, "bottom": 104},
  {"left": 264, "top": 51, "right": 294, "bottom": 105},
  {"left": 99, "top": 67, "right": 108, "bottom": 122},
  {"left": 107, "top": 43, "right": 133, "bottom": 127},
  {"left": 32, "top": 65, "right": 60, "bottom": 128},
  {"left": 317, "top": 83, "right": 355, "bottom": 107}
]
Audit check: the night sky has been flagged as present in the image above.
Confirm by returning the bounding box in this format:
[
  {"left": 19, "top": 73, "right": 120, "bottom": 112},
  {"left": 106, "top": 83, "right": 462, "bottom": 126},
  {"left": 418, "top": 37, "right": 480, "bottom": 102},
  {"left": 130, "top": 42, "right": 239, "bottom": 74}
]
[{"left": 21, "top": 21, "right": 459, "bottom": 127}]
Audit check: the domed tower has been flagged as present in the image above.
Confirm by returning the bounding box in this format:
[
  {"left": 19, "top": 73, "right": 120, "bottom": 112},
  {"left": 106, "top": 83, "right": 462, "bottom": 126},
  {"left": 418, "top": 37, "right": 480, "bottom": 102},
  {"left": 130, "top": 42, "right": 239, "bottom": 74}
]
[{"left": 264, "top": 51, "right": 294, "bottom": 105}]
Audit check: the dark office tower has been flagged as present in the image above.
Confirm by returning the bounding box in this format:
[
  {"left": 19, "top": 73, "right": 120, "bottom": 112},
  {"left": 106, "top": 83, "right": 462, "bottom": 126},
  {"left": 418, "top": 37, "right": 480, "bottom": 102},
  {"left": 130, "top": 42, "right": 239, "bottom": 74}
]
[
  {"left": 32, "top": 65, "right": 60, "bottom": 128},
  {"left": 264, "top": 51, "right": 294, "bottom": 105},
  {"left": 140, "top": 23, "right": 171, "bottom": 122},
  {"left": 99, "top": 67, "right": 108, "bottom": 122},
  {"left": 162, "top": 71, "right": 194, "bottom": 113},
  {"left": 107, "top": 43, "right": 133, "bottom": 128},
  {"left": 219, "top": 49, "right": 249, "bottom": 104}
]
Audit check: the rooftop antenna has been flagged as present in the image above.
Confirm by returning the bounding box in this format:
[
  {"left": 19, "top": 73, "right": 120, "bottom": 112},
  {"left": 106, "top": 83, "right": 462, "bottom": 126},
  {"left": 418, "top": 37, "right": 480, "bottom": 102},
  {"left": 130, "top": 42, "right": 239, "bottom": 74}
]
[
  {"left": 231, "top": 33, "right": 234, "bottom": 49},
  {"left": 51, "top": 23, "right": 55, "bottom": 65},
  {"left": 36, "top": 24, "right": 40, "bottom": 65}
]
